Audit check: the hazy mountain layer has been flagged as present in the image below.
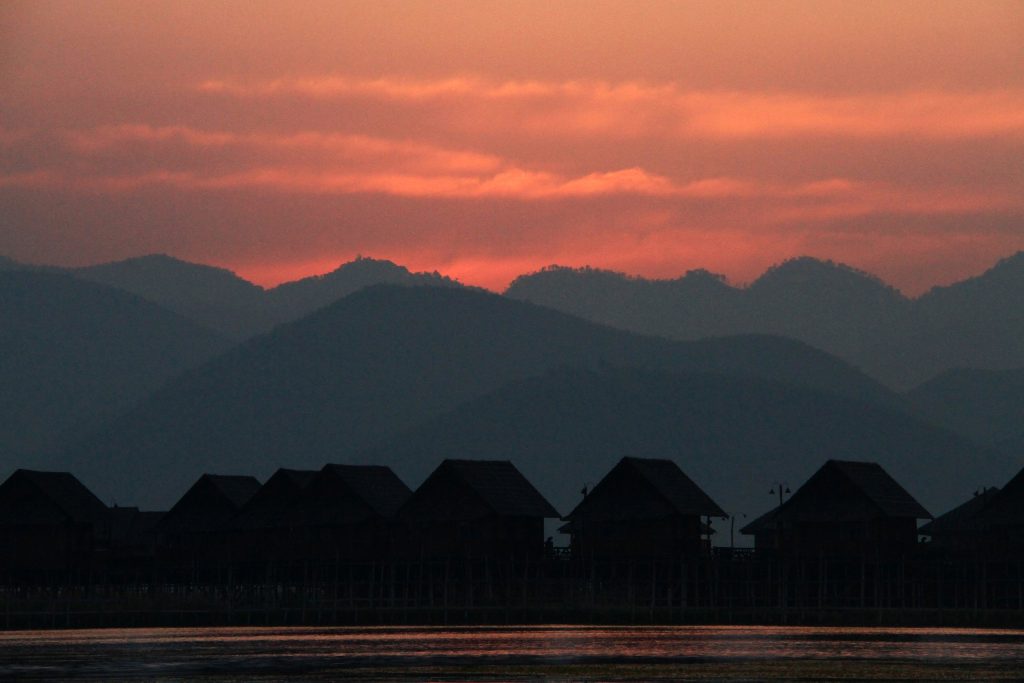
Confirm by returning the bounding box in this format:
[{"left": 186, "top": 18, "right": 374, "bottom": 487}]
[
  {"left": 506, "top": 253, "right": 1024, "bottom": 389},
  {"left": 361, "top": 366, "right": 1012, "bottom": 529},
  {"left": 62, "top": 285, "right": 896, "bottom": 507},
  {"left": 0, "top": 271, "right": 230, "bottom": 466},
  {"left": 11, "top": 250, "right": 1024, "bottom": 392},
  {"left": 11, "top": 254, "right": 465, "bottom": 339},
  {"left": 71, "top": 254, "right": 270, "bottom": 339},
  {"left": 906, "top": 367, "right": 1024, "bottom": 450}
]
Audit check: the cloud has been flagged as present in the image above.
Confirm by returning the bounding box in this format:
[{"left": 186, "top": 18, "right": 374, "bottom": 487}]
[
  {"left": 197, "top": 76, "right": 1024, "bottom": 140},
  {"left": 62, "top": 124, "right": 503, "bottom": 174}
]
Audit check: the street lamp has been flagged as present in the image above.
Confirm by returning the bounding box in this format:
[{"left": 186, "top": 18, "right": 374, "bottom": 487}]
[{"left": 769, "top": 483, "right": 791, "bottom": 509}]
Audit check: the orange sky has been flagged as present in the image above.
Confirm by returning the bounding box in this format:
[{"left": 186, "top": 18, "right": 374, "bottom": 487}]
[{"left": 1, "top": 0, "right": 1022, "bottom": 294}]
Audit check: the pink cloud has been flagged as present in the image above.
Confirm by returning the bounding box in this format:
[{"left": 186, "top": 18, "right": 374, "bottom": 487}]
[{"left": 197, "top": 76, "right": 1024, "bottom": 140}]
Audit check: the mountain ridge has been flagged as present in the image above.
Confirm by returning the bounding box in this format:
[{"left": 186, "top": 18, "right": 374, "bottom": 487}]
[{"left": 60, "top": 284, "right": 898, "bottom": 508}]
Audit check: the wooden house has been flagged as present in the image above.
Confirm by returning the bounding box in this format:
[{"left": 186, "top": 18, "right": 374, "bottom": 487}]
[
  {"left": 226, "top": 468, "right": 316, "bottom": 565},
  {"left": 561, "top": 457, "right": 726, "bottom": 560},
  {"left": 397, "top": 459, "right": 558, "bottom": 561},
  {"left": 965, "top": 467, "right": 1024, "bottom": 555},
  {"left": 741, "top": 460, "right": 930, "bottom": 558},
  {"left": 0, "top": 469, "right": 111, "bottom": 579},
  {"left": 284, "top": 464, "right": 411, "bottom": 562},
  {"left": 155, "top": 473, "right": 260, "bottom": 572},
  {"left": 918, "top": 487, "right": 999, "bottom": 552},
  {"left": 106, "top": 506, "right": 164, "bottom": 580}
]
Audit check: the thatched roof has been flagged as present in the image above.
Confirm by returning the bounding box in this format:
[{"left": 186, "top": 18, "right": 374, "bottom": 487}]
[
  {"left": 0, "top": 469, "right": 109, "bottom": 526},
  {"left": 564, "top": 457, "right": 725, "bottom": 522}
]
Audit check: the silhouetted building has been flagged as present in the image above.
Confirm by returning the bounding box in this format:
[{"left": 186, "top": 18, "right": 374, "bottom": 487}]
[
  {"left": 156, "top": 474, "right": 260, "bottom": 572},
  {"left": 967, "top": 467, "right": 1024, "bottom": 554},
  {"left": 918, "top": 486, "right": 999, "bottom": 552},
  {"left": 398, "top": 459, "right": 558, "bottom": 560},
  {"left": 285, "top": 464, "right": 411, "bottom": 562},
  {"left": 0, "top": 469, "right": 110, "bottom": 579},
  {"left": 561, "top": 457, "right": 725, "bottom": 560},
  {"left": 227, "top": 468, "right": 317, "bottom": 565},
  {"left": 107, "top": 506, "right": 164, "bottom": 578},
  {"left": 741, "top": 460, "right": 930, "bottom": 558}
]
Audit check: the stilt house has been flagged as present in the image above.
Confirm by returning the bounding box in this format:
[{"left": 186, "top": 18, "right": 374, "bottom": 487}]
[
  {"left": 106, "top": 506, "right": 164, "bottom": 581},
  {"left": 965, "top": 466, "right": 1024, "bottom": 554},
  {"left": 741, "top": 460, "right": 930, "bottom": 558},
  {"left": 918, "top": 486, "right": 999, "bottom": 552},
  {"left": 561, "top": 457, "right": 726, "bottom": 560},
  {"left": 0, "top": 469, "right": 110, "bottom": 580},
  {"left": 155, "top": 473, "right": 260, "bottom": 573},
  {"left": 284, "top": 464, "right": 412, "bottom": 562},
  {"left": 398, "top": 459, "right": 558, "bottom": 560},
  {"left": 226, "top": 468, "right": 317, "bottom": 566}
]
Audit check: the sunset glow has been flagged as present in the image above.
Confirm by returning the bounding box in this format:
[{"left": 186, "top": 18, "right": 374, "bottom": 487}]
[{"left": 2, "top": 1, "right": 1022, "bottom": 294}]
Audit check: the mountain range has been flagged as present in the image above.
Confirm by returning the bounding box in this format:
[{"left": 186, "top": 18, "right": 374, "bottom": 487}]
[
  {"left": 2, "top": 254, "right": 462, "bottom": 339},
  {"left": 507, "top": 253, "right": 1024, "bottom": 389},
  {"left": 362, "top": 365, "right": 1007, "bottom": 525},
  {"left": 7, "top": 250, "right": 1024, "bottom": 391},
  {"left": 1, "top": 250, "right": 1021, "bottom": 522},
  {"left": 60, "top": 285, "right": 899, "bottom": 508},
  {"left": 0, "top": 270, "right": 229, "bottom": 462}
]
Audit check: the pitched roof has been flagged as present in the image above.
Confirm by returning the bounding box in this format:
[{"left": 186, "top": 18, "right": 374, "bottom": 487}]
[
  {"left": 0, "top": 470, "right": 109, "bottom": 526},
  {"left": 565, "top": 457, "right": 726, "bottom": 522},
  {"left": 973, "top": 466, "right": 1024, "bottom": 526},
  {"left": 740, "top": 507, "right": 778, "bottom": 535},
  {"left": 158, "top": 473, "right": 261, "bottom": 533},
  {"left": 323, "top": 464, "right": 412, "bottom": 518},
  {"left": 230, "top": 468, "right": 317, "bottom": 530},
  {"left": 625, "top": 457, "right": 726, "bottom": 517},
  {"left": 284, "top": 464, "right": 412, "bottom": 527},
  {"left": 919, "top": 487, "right": 999, "bottom": 536},
  {"left": 446, "top": 459, "right": 559, "bottom": 518},
  {"left": 205, "top": 474, "right": 262, "bottom": 508},
  {"left": 404, "top": 460, "right": 558, "bottom": 519},
  {"left": 828, "top": 460, "right": 931, "bottom": 519},
  {"left": 741, "top": 460, "right": 929, "bottom": 533}
]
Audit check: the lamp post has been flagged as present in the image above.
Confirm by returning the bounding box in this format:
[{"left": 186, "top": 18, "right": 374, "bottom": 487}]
[
  {"left": 769, "top": 482, "right": 791, "bottom": 509},
  {"left": 769, "top": 482, "right": 791, "bottom": 610},
  {"left": 769, "top": 482, "right": 791, "bottom": 550}
]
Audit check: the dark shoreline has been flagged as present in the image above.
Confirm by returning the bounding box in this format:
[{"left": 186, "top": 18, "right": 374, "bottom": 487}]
[{"left": 6, "top": 602, "right": 1024, "bottom": 631}]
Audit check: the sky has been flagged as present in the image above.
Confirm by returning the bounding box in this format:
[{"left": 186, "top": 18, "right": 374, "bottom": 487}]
[{"left": 1, "top": 1, "right": 1022, "bottom": 294}]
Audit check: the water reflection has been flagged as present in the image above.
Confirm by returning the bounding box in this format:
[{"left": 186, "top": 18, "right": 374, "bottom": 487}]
[{"left": 1, "top": 625, "right": 1024, "bottom": 680}]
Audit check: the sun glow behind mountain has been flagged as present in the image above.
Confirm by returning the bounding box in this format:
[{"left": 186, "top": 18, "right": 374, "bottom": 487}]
[{"left": 1, "top": 1, "right": 1022, "bottom": 294}]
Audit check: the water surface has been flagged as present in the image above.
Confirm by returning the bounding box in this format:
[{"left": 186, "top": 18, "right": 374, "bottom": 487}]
[{"left": 2, "top": 625, "right": 1023, "bottom": 680}]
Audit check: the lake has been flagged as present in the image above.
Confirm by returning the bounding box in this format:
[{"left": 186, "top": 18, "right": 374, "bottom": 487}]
[{"left": 2, "top": 625, "right": 1023, "bottom": 680}]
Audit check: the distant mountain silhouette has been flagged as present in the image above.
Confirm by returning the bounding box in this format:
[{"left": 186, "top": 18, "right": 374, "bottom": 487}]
[
  {"left": 0, "top": 271, "right": 229, "bottom": 468},
  {"left": 0, "top": 255, "right": 23, "bottom": 271},
  {"left": 29, "top": 254, "right": 465, "bottom": 339},
  {"left": 70, "top": 254, "right": 270, "bottom": 339},
  {"left": 264, "top": 256, "right": 463, "bottom": 326},
  {"left": 62, "top": 285, "right": 896, "bottom": 507},
  {"left": 743, "top": 258, "right": 909, "bottom": 362},
  {"left": 361, "top": 365, "right": 1010, "bottom": 528},
  {"left": 506, "top": 253, "right": 1024, "bottom": 389},
  {"left": 880, "top": 253, "right": 1024, "bottom": 386},
  {"left": 906, "top": 367, "right": 1024, "bottom": 452}
]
